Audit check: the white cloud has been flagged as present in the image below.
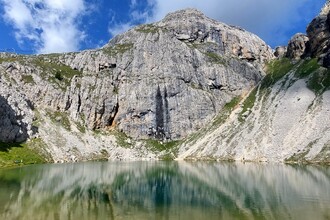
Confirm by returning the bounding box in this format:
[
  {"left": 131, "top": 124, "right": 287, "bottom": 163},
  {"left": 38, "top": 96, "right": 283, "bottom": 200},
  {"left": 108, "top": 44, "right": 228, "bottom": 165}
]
[
  {"left": 108, "top": 0, "right": 155, "bottom": 38},
  {"left": 130, "top": 0, "right": 137, "bottom": 9},
  {"left": 108, "top": 23, "right": 134, "bottom": 37},
  {"left": 1, "top": 0, "right": 86, "bottom": 54}
]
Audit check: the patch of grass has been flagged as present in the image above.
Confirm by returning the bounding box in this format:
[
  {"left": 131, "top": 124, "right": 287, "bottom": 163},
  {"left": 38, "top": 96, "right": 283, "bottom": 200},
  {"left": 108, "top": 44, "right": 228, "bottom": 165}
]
[
  {"left": 21, "top": 75, "right": 35, "bottom": 84},
  {"left": 113, "top": 86, "right": 119, "bottom": 94},
  {"left": 285, "top": 141, "right": 314, "bottom": 164},
  {"left": 295, "top": 58, "right": 320, "bottom": 78},
  {"left": 262, "top": 58, "right": 294, "bottom": 89},
  {"left": 144, "top": 139, "right": 181, "bottom": 152},
  {"left": 110, "top": 130, "right": 134, "bottom": 148},
  {"left": 159, "top": 152, "right": 176, "bottom": 161},
  {"left": 0, "top": 57, "right": 18, "bottom": 63},
  {"left": 306, "top": 68, "right": 330, "bottom": 94},
  {"left": 32, "top": 58, "right": 82, "bottom": 89},
  {"left": 312, "top": 142, "right": 330, "bottom": 163},
  {"left": 212, "top": 96, "right": 241, "bottom": 126},
  {"left": 183, "top": 96, "right": 242, "bottom": 146},
  {"left": 205, "top": 52, "right": 226, "bottom": 65},
  {"left": 0, "top": 141, "right": 46, "bottom": 168},
  {"left": 189, "top": 82, "right": 203, "bottom": 90},
  {"left": 75, "top": 121, "right": 86, "bottom": 133},
  {"left": 47, "top": 111, "right": 71, "bottom": 131},
  {"left": 239, "top": 88, "right": 257, "bottom": 122},
  {"left": 136, "top": 24, "right": 160, "bottom": 33},
  {"left": 102, "top": 43, "right": 133, "bottom": 57}
]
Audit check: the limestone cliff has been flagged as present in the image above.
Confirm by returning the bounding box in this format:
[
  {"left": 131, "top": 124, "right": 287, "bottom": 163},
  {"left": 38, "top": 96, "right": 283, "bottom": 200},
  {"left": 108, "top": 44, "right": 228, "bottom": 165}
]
[
  {"left": 0, "top": 5, "right": 329, "bottom": 164},
  {"left": 0, "top": 9, "right": 273, "bottom": 162},
  {"left": 177, "top": 3, "right": 330, "bottom": 164}
]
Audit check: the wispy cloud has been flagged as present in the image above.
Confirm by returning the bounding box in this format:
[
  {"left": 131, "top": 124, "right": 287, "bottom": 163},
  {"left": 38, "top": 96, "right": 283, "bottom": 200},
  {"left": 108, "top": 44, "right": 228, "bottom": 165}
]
[
  {"left": 1, "top": 0, "right": 87, "bottom": 54},
  {"left": 108, "top": 0, "right": 155, "bottom": 38},
  {"left": 108, "top": 22, "right": 134, "bottom": 37}
]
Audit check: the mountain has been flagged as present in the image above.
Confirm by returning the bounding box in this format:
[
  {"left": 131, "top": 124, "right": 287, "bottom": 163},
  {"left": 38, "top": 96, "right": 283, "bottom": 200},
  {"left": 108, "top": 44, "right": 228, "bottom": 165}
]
[
  {"left": 177, "top": 3, "right": 330, "bottom": 164},
  {"left": 0, "top": 5, "right": 329, "bottom": 164}
]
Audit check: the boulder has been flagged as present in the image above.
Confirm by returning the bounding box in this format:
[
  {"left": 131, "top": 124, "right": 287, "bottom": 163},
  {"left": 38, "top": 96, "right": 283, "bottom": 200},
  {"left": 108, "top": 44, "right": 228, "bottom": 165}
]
[
  {"left": 274, "top": 46, "right": 287, "bottom": 58},
  {"left": 286, "top": 33, "right": 309, "bottom": 60}
]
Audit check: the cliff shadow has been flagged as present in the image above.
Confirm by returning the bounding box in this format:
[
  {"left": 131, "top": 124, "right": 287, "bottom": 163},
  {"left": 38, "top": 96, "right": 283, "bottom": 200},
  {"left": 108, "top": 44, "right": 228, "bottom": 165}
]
[
  {"left": 154, "top": 85, "right": 171, "bottom": 140},
  {"left": 0, "top": 95, "right": 29, "bottom": 151}
]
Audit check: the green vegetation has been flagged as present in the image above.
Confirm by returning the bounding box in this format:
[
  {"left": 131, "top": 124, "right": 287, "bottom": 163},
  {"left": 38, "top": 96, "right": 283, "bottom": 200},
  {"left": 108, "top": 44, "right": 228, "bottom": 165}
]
[
  {"left": 189, "top": 82, "right": 203, "bottom": 90},
  {"left": 183, "top": 96, "right": 242, "bottom": 146},
  {"left": 205, "top": 52, "right": 227, "bottom": 65},
  {"left": 136, "top": 24, "right": 160, "bottom": 34},
  {"left": 112, "top": 130, "right": 134, "bottom": 148},
  {"left": 295, "top": 58, "right": 320, "bottom": 78},
  {"left": 262, "top": 58, "right": 294, "bottom": 88},
  {"left": 186, "top": 42, "right": 227, "bottom": 65},
  {"left": 75, "top": 121, "right": 86, "bottom": 133},
  {"left": 238, "top": 89, "right": 257, "bottom": 122},
  {"left": 263, "top": 57, "right": 330, "bottom": 95},
  {"left": 307, "top": 68, "right": 330, "bottom": 94},
  {"left": 0, "top": 56, "right": 19, "bottom": 63},
  {"left": 32, "top": 57, "right": 82, "bottom": 89},
  {"left": 0, "top": 140, "right": 46, "bottom": 168},
  {"left": 158, "top": 153, "right": 176, "bottom": 161},
  {"left": 102, "top": 43, "right": 134, "bottom": 57},
  {"left": 144, "top": 139, "right": 181, "bottom": 152},
  {"left": 313, "top": 143, "right": 330, "bottom": 163},
  {"left": 212, "top": 96, "right": 241, "bottom": 126},
  {"left": 55, "top": 71, "right": 64, "bottom": 81},
  {"left": 113, "top": 86, "right": 119, "bottom": 94},
  {"left": 47, "top": 111, "right": 71, "bottom": 131},
  {"left": 21, "top": 75, "right": 35, "bottom": 84},
  {"left": 144, "top": 139, "right": 181, "bottom": 160},
  {"left": 285, "top": 141, "right": 314, "bottom": 164}
]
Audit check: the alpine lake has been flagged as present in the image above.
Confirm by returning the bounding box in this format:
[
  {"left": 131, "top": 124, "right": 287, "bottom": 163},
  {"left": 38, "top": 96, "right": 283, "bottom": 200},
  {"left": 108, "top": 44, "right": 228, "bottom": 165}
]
[{"left": 0, "top": 161, "right": 329, "bottom": 220}]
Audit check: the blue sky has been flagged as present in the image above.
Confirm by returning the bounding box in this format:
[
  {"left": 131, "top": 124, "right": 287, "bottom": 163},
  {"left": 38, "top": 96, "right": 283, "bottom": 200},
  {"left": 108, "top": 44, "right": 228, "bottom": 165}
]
[{"left": 0, "top": 0, "right": 326, "bottom": 54}]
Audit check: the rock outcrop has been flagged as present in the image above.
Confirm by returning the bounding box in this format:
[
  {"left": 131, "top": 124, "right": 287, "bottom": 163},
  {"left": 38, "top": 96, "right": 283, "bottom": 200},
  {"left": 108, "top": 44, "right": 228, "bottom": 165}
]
[
  {"left": 274, "top": 46, "right": 287, "bottom": 58},
  {"left": 175, "top": 4, "right": 330, "bottom": 164},
  {"left": 0, "top": 9, "right": 273, "bottom": 146},
  {"left": 307, "top": 0, "right": 330, "bottom": 66},
  {"left": 177, "top": 66, "right": 330, "bottom": 163},
  {"left": 0, "top": 78, "right": 35, "bottom": 143},
  {"left": 286, "top": 33, "right": 309, "bottom": 60}
]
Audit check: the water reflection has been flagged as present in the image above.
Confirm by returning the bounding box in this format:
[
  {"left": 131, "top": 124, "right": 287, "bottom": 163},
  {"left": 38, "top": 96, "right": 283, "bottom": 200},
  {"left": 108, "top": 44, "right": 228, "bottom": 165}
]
[{"left": 0, "top": 162, "right": 329, "bottom": 220}]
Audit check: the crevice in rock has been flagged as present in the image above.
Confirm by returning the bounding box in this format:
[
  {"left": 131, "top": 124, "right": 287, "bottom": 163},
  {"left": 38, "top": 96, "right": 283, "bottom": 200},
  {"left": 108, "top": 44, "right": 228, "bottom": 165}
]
[
  {"left": 155, "top": 85, "right": 164, "bottom": 139},
  {"left": 64, "top": 95, "right": 71, "bottom": 111},
  {"left": 77, "top": 94, "right": 81, "bottom": 113},
  {"left": 92, "top": 100, "right": 106, "bottom": 130},
  {"left": 107, "top": 100, "right": 119, "bottom": 127}
]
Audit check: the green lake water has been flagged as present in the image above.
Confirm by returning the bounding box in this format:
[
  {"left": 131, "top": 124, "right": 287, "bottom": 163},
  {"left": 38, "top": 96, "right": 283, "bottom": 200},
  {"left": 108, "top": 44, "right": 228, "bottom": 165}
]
[{"left": 0, "top": 161, "right": 329, "bottom": 220}]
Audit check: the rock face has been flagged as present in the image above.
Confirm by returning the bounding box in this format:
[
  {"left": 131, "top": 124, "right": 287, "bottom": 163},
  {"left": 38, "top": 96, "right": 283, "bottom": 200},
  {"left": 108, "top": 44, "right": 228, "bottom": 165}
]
[
  {"left": 274, "top": 46, "right": 287, "bottom": 58},
  {"left": 1, "top": 5, "right": 329, "bottom": 164},
  {"left": 307, "top": 0, "right": 330, "bottom": 66},
  {"left": 0, "top": 9, "right": 273, "bottom": 146},
  {"left": 175, "top": 4, "right": 330, "bottom": 164},
  {"left": 0, "top": 79, "right": 35, "bottom": 143},
  {"left": 178, "top": 69, "right": 330, "bottom": 163},
  {"left": 286, "top": 33, "right": 309, "bottom": 60}
]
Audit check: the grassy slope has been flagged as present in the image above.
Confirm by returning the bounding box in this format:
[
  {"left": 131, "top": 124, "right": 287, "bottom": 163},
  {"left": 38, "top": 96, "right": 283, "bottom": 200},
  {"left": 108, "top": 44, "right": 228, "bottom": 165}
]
[{"left": 0, "top": 140, "right": 47, "bottom": 168}]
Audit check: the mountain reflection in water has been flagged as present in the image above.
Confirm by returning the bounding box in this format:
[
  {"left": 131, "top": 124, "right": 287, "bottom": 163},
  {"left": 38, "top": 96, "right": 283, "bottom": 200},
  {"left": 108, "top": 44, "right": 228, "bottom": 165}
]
[{"left": 0, "top": 162, "right": 329, "bottom": 220}]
